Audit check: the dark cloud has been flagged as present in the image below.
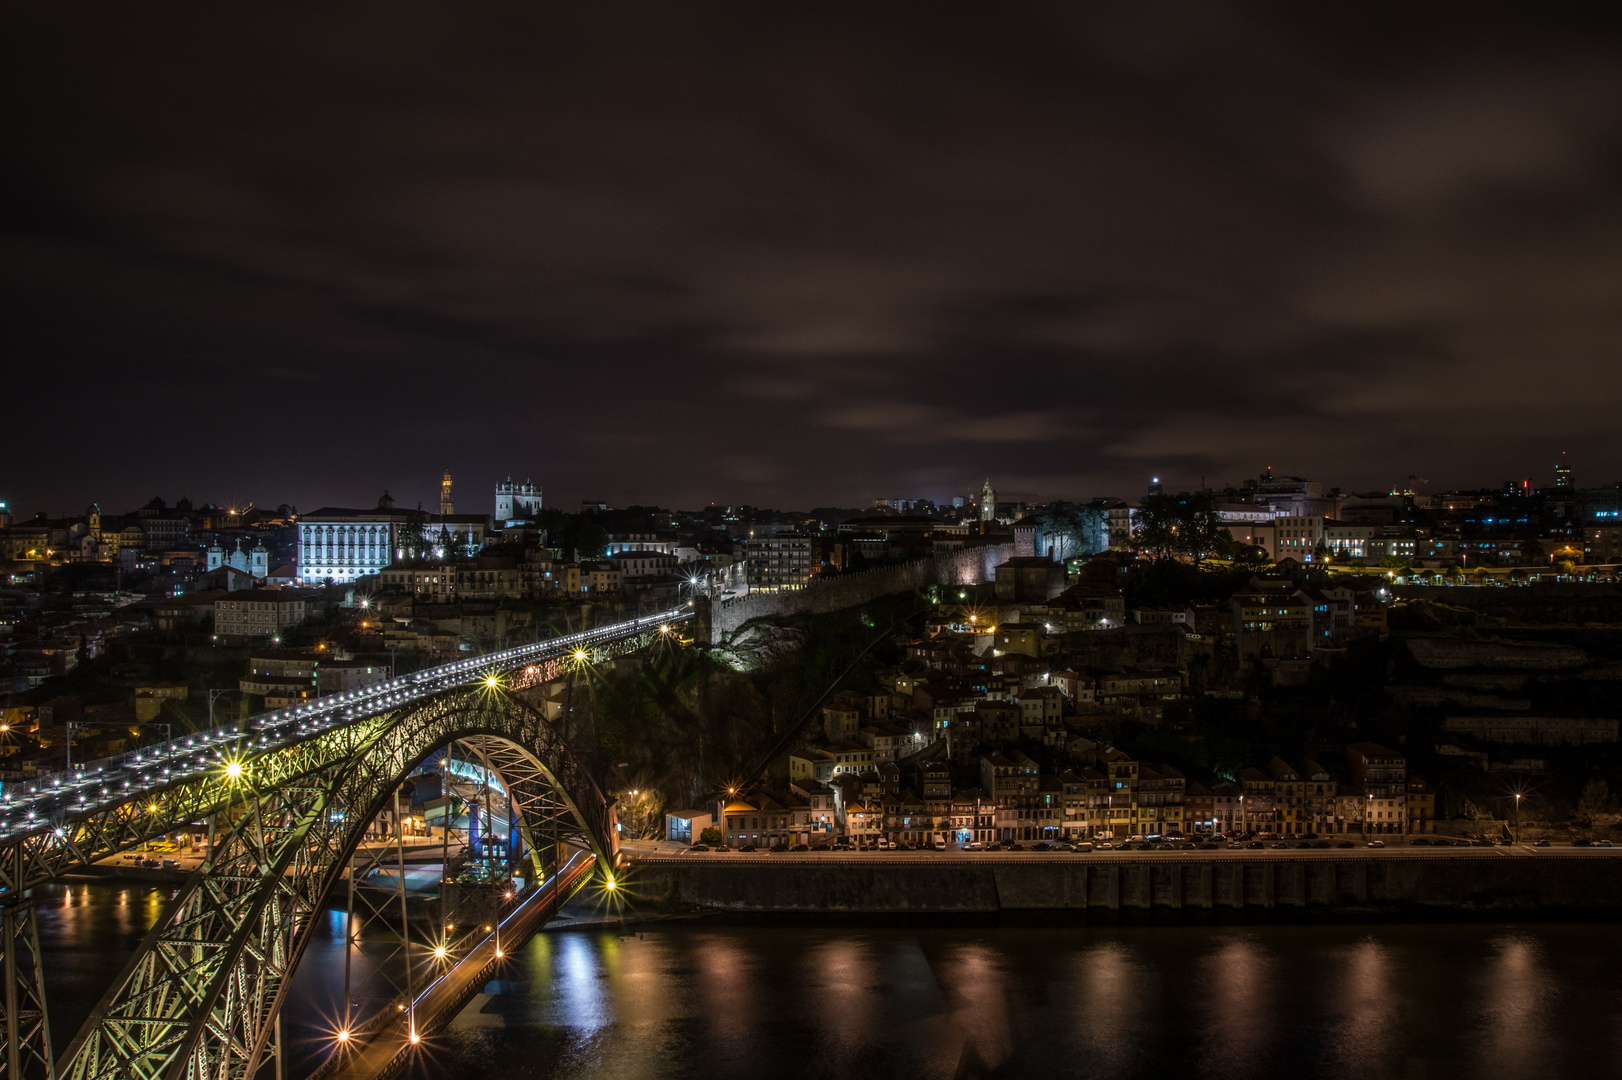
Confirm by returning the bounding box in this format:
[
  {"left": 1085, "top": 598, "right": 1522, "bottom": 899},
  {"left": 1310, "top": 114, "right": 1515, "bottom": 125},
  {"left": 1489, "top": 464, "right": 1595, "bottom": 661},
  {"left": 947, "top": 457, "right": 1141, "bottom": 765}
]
[{"left": 4, "top": 4, "right": 1622, "bottom": 515}]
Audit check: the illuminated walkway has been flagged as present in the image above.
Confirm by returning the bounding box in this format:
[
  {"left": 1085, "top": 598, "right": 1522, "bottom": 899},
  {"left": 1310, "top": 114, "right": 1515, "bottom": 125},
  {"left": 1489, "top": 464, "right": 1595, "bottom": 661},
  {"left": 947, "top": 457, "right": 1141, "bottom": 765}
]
[{"left": 317, "top": 852, "right": 600, "bottom": 1080}]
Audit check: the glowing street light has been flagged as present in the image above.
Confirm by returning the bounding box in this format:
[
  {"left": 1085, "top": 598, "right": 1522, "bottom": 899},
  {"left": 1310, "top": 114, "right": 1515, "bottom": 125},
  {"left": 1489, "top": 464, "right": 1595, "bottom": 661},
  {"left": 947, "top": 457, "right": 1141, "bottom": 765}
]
[{"left": 225, "top": 761, "right": 244, "bottom": 780}]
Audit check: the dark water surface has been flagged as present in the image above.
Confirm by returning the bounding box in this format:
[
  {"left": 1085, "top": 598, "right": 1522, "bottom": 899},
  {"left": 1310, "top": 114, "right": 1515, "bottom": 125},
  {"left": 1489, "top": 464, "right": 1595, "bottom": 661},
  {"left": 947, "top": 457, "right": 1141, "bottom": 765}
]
[{"left": 35, "top": 882, "right": 1622, "bottom": 1079}]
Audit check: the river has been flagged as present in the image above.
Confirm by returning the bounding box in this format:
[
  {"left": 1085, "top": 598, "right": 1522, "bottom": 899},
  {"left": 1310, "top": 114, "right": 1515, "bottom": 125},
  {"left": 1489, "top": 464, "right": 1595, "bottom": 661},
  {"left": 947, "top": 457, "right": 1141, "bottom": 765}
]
[{"left": 35, "top": 881, "right": 1622, "bottom": 1079}]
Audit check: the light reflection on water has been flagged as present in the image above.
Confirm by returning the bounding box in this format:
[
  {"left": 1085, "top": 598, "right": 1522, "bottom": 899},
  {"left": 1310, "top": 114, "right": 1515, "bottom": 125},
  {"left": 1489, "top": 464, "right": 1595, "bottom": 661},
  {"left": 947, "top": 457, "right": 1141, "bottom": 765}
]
[
  {"left": 33, "top": 885, "right": 1622, "bottom": 1080},
  {"left": 403, "top": 922, "right": 1622, "bottom": 1080}
]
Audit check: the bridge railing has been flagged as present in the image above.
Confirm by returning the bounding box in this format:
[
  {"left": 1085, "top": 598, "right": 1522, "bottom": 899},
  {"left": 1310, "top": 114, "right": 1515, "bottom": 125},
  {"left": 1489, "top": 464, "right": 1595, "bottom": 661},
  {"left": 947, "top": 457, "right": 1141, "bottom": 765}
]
[
  {"left": 304, "top": 850, "right": 597, "bottom": 1080},
  {"left": 6, "top": 607, "right": 693, "bottom": 810}
]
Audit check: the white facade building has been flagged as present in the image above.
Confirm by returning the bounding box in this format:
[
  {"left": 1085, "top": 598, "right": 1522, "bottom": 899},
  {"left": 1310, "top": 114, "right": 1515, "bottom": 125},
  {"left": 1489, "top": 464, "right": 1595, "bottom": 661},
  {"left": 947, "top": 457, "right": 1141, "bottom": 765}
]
[
  {"left": 296, "top": 493, "right": 410, "bottom": 584},
  {"left": 495, "top": 477, "right": 542, "bottom": 521}
]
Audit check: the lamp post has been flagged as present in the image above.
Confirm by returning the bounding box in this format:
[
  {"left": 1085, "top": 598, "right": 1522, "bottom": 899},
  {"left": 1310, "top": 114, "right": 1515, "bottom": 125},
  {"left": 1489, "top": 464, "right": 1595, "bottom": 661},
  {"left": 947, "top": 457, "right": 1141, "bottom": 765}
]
[{"left": 1514, "top": 793, "right": 1522, "bottom": 845}]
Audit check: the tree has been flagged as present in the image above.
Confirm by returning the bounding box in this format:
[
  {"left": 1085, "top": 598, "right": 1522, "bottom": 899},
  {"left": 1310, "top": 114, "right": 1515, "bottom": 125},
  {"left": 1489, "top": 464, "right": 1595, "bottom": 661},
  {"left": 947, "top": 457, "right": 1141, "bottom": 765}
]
[
  {"left": 1132, "top": 492, "right": 1224, "bottom": 562},
  {"left": 1577, "top": 779, "right": 1614, "bottom": 827},
  {"left": 1231, "top": 544, "right": 1273, "bottom": 571},
  {"left": 1133, "top": 494, "right": 1182, "bottom": 560},
  {"left": 1036, "top": 503, "right": 1107, "bottom": 561},
  {"left": 699, "top": 826, "right": 723, "bottom": 847},
  {"left": 576, "top": 522, "right": 609, "bottom": 559},
  {"left": 398, "top": 507, "right": 432, "bottom": 561}
]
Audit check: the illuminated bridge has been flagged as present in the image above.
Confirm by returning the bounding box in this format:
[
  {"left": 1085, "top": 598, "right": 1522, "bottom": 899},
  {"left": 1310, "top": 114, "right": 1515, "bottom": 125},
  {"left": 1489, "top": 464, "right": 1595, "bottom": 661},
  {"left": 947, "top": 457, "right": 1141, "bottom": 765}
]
[{"left": 0, "top": 607, "right": 693, "bottom": 1080}]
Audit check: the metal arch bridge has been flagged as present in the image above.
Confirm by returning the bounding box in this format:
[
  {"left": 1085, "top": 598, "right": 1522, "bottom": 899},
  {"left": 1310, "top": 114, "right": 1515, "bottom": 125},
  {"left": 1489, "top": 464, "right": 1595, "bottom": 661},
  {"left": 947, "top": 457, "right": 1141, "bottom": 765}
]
[{"left": 0, "top": 606, "right": 693, "bottom": 1080}]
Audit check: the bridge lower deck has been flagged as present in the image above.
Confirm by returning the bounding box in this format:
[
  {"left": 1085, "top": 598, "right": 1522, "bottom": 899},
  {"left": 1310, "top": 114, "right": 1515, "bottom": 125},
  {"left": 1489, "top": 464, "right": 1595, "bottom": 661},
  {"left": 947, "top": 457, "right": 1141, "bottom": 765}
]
[{"left": 314, "top": 854, "right": 597, "bottom": 1080}]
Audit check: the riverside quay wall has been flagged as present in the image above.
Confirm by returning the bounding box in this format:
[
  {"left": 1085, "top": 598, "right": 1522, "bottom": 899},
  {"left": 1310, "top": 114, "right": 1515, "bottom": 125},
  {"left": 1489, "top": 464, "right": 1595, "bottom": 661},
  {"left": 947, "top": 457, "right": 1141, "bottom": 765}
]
[{"left": 629, "top": 856, "right": 1622, "bottom": 917}]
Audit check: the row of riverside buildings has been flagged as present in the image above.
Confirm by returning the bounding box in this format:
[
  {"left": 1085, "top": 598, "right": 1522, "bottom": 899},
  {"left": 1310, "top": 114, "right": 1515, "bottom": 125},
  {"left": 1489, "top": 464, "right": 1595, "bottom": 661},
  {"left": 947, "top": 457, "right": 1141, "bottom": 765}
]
[{"left": 670, "top": 741, "right": 1430, "bottom": 849}]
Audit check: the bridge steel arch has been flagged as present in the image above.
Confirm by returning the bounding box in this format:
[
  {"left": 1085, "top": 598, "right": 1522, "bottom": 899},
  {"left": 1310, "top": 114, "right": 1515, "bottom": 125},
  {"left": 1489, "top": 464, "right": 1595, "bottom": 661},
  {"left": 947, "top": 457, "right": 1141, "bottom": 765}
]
[{"left": 52, "top": 686, "right": 615, "bottom": 1080}]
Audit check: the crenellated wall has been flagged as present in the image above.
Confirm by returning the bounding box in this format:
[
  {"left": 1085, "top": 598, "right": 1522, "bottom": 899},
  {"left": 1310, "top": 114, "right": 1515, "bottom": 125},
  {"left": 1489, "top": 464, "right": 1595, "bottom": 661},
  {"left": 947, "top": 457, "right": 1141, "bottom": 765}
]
[{"left": 708, "top": 542, "right": 1014, "bottom": 642}]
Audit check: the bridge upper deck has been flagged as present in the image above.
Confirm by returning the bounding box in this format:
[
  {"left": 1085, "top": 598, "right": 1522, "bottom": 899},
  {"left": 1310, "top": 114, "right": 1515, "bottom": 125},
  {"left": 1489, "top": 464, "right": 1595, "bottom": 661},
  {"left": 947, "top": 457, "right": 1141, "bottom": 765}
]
[{"left": 0, "top": 606, "right": 692, "bottom": 847}]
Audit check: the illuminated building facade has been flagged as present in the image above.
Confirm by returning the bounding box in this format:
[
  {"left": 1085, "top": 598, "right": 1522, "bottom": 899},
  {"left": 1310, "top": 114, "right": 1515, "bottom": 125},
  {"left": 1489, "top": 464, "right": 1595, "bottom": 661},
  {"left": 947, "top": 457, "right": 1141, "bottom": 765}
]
[
  {"left": 495, "top": 476, "right": 542, "bottom": 521},
  {"left": 296, "top": 492, "right": 410, "bottom": 584}
]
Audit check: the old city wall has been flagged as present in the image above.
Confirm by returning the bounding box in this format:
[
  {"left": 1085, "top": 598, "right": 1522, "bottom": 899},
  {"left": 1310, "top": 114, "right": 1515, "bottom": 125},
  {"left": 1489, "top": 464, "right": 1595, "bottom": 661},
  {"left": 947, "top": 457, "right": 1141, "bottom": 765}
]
[
  {"left": 632, "top": 856, "right": 1622, "bottom": 916},
  {"left": 709, "top": 542, "right": 1014, "bottom": 642}
]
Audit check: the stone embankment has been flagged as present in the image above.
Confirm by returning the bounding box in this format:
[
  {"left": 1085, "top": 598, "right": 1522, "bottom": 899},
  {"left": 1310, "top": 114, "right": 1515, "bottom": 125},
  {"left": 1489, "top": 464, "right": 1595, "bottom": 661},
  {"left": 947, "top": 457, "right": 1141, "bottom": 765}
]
[{"left": 630, "top": 856, "right": 1622, "bottom": 918}]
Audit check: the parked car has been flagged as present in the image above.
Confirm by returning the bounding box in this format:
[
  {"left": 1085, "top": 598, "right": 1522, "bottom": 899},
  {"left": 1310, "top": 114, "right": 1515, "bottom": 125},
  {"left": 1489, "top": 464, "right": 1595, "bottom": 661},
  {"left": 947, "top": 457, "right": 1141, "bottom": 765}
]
[
  {"left": 1411, "top": 837, "right": 1430, "bottom": 845},
  {"left": 687, "top": 844, "right": 711, "bottom": 852},
  {"left": 790, "top": 843, "right": 810, "bottom": 852},
  {"left": 1246, "top": 841, "right": 1265, "bottom": 850},
  {"left": 143, "top": 859, "right": 161, "bottom": 869},
  {"left": 1032, "top": 842, "right": 1053, "bottom": 852},
  {"left": 1094, "top": 842, "right": 1113, "bottom": 850},
  {"left": 1535, "top": 840, "right": 1551, "bottom": 847},
  {"left": 1072, "top": 842, "right": 1094, "bottom": 852},
  {"left": 1574, "top": 838, "right": 1592, "bottom": 847},
  {"left": 769, "top": 843, "right": 789, "bottom": 853},
  {"left": 1366, "top": 840, "right": 1385, "bottom": 848},
  {"left": 1336, "top": 840, "right": 1355, "bottom": 849},
  {"left": 1200, "top": 842, "right": 1219, "bottom": 851},
  {"left": 1595, "top": 840, "right": 1614, "bottom": 848},
  {"left": 966, "top": 841, "right": 985, "bottom": 850},
  {"left": 161, "top": 858, "right": 180, "bottom": 870},
  {"left": 739, "top": 845, "right": 759, "bottom": 853},
  {"left": 1007, "top": 842, "right": 1025, "bottom": 851},
  {"left": 1271, "top": 842, "right": 1290, "bottom": 849}
]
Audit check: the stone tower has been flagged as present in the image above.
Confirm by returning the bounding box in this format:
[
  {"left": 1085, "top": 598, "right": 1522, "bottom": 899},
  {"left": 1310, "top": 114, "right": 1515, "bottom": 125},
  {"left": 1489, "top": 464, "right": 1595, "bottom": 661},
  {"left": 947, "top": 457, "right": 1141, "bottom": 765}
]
[
  {"left": 495, "top": 476, "right": 542, "bottom": 521},
  {"left": 440, "top": 469, "right": 455, "bottom": 516},
  {"left": 979, "top": 479, "right": 997, "bottom": 522}
]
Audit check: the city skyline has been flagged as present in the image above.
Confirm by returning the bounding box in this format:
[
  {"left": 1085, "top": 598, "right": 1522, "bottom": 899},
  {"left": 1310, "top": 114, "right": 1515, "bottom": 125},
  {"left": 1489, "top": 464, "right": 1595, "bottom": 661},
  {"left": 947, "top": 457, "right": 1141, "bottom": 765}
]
[
  {"left": 0, "top": 449, "right": 1604, "bottom": 524},
  {"left": 7, "top": 7, "right": 1622, "bottom": 513}
]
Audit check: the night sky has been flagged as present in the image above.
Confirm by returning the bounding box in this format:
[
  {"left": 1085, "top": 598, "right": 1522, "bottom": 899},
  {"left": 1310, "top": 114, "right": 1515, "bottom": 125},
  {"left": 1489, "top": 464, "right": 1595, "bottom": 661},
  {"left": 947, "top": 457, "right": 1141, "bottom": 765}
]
[{"left": 5, "top": 6, "right": 1622, "bottom": 517}]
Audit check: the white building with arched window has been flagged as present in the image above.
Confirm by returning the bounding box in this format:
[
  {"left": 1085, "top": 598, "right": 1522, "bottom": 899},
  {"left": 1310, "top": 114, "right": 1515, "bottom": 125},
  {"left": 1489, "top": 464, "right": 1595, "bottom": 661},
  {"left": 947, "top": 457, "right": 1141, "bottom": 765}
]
[{"left": 296, "top": 492, "right": 413, "bottom": 584}]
